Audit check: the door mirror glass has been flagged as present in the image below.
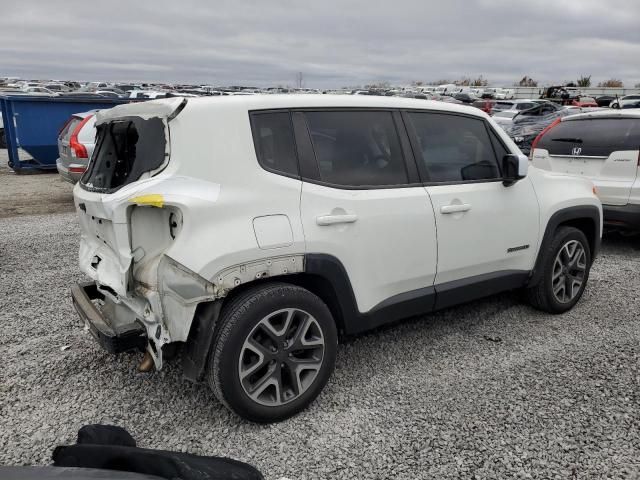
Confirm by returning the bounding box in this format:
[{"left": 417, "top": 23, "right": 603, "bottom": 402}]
[{"left": 502, "top": 154, "right": 528, "bottom": 186}]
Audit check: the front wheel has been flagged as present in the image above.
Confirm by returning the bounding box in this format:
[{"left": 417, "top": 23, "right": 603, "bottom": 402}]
[
  {"left": 207, "top": 282, "right": 337, "bottom": 423},
  {"left": 526, "top": 226, "right": 592, "bottom": 313}
]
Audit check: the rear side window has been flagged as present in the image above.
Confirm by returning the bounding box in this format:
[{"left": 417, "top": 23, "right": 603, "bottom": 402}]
[
  {"left": 60, "top": 117, "right": 81, "bottom": 142},
  {"left": 537, "top": 118, "right": 640, "bottom": 156},
  {"left": 250, "top": 112, "right": 299, "bottom": 177},
  {"left": 303, "top": 111, "right": 408, "bottom": 187},
  {"left": 81, "top": 117, "right": 166, "bottom": 192},
  {"left": 408, "top": 112, "right": 501, "bottom": 182}
]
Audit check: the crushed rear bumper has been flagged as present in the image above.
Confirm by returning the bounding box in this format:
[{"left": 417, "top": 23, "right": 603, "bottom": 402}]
[{"left": 71, "top": 282, "right": 147, "bottom": 354}]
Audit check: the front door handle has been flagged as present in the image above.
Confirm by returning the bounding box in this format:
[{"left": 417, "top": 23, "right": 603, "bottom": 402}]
[
  {"left": 316, "top": 214, "right": 358, "bottom": 226},
  {"left": 440, "top": 203, "right": 471, "bottom": 214}
]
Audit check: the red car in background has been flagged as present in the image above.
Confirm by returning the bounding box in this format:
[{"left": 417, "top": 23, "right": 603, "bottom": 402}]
[{"left": 571, "top": 96, "right": 598, "bottom": 107}]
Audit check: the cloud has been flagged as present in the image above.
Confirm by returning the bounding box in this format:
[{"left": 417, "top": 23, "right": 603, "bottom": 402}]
[{"left": 0, "top": 0, "right": 638, "bottom": 88}]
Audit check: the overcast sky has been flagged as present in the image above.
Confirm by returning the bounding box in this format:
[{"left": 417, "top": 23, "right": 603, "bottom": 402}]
[{"left": 1, "top": 0, "right": 639, "bottom": 88}]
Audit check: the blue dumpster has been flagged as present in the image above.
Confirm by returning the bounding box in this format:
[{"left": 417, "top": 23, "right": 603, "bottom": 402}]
[{"left": 0, "top": 94, "right": 129, "bottom": 172}]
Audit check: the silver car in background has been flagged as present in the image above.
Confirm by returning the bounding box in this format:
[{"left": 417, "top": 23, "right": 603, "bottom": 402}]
[{"left": 56, "top": 110, "right": 97, "bottom": 183}]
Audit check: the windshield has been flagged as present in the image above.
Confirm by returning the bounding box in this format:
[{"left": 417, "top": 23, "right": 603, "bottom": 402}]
[
  {"left": 81, "top": 117, "right": 166, "bottom": 192},
  {"left": 59, "top": 117, "right": 81, "bottom": 142}
]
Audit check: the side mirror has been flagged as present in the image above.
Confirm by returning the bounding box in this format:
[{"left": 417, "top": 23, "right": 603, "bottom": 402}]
[{"left": 502, "top": 154, "right": 528, "bottom": 186}]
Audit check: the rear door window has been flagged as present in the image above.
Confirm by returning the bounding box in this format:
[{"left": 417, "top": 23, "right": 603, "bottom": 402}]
[
  {"left": 408, "top": 112, "right": 501, "bottom": 182},
  {"left": 537, "top": 118, "right": 640, "bottom": 156},
  {"left": 302, "top": 110, "right": 409, "bottom": 187},
  {"left": 60, "top": 117, "right": 81, "bottom": 142},
  {"left": 81, "top": 117, "right": 167, "bottom": 192},
  {"left": 250, "top": 112, "right": 299, "bottom": 177}
]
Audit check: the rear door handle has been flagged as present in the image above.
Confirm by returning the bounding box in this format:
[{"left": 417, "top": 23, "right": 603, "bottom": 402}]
[
  {"left": 316, "top": 214, "right": 358, "bottom": 226},
  {"left": 440, "top": 203, "right": 471, "bottom": 214}
]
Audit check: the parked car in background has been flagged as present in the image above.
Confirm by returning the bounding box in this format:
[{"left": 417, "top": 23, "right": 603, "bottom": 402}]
[
  {"left": 0, "top": 111, "right": 5, "bottom": 149},
  {"left": 492, "top": 99, "right": 539, "bottom": 113},
  {"left": 127, "top": 90, "right": 170, "bottom": 99},
  {"left": 44, "top": 83, "right": 70, "bottom": 92},
  {"left": 506, "top": 102, "right": 569, "bottom": 155},
  {"left": 596, "top": 95, "right": 616, "bottom": 107},
  {"left": 71, "top": 95, "right": 600, "bottom": 422},
  {"left": 621, "top": 99, "right": 640, "bottom": 109},
  {"left": 96, "top": 87, "right": 125, "bottom": 95},
  {"left": 493, "top": 100, "right": 555, "bottom": 127},
  {"left": 23, "top": 86, "right": 55, "bottom": 94},
  {"left": 452, "top": 92, "right": 479, "bottom": 104},
  {"left": 437, "top": 95, "right": 464, "bottom": 104},
  {"left": 434, "top": 83, "right": 457, "bottom": 95},
  {"left": 492, "top": 110, "right": 520, "bottom": 128},
  {"left": 95, "top": 90, "right": 123, "bottom": 98},
  {"left": 610, "top": 95, "right": 640, "bottom": 109},
  {"left": 85, "top": 82, "right": 109, "bottom": 90},
  {"left": 115, "top": 84, "right": 142, "bottom": 92},
  {"left": 571, "top": 96, "right": 598, "bottom": 108},
  {"left": 540, "top": 86, "right": 579, "bottom": 105},
  {"left": 482, "top": 88, "right": 510, "bottom": 99},
  {"left": 531, "top": 109, "right": 640, "bottom": 230},
  {"left": 472, "top": 98, "right": 496, "bottom": 114},
  {"left": 56, "top": 111, "right": 97, "bottom": 183}
]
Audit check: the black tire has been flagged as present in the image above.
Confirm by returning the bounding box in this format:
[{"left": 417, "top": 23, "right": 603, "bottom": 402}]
[
  {"left": 207, "top": 282, "right": 338, "bottom": 423},
  {"left": 526, "top": 226, "right": 591, "bottom": 313}
]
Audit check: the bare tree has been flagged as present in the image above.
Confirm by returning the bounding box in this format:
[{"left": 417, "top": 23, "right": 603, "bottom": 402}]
[
  {"left": 576, "top": 75, "right": 592, "bottom": 87},
  {"left": 365, "top": 81, "right": 391, "bottom": 89},
  {"left": 598, "top": 79, "right": 623, "bottom": 88},
  {"left": 517, "top": 76, "right": 538, "bottom": 87},
  {"left": 455, "top": 75, "right": 488, "bottom": 86},
  {"left": 428, "top": 79, "right": 452, "bottom": 85}
]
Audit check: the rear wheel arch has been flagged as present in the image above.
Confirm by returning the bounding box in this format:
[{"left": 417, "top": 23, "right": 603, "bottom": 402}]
[{"left": 181, "top": 258, "right": 357, "bottom": 383}]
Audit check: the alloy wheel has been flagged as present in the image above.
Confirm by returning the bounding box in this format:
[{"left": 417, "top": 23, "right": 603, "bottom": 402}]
[
  {"left": 238, "top": 308, "right": 325, "bottom": 406},
  {"left": 551, "top": 240, "right": 587, "bottom": 303}
]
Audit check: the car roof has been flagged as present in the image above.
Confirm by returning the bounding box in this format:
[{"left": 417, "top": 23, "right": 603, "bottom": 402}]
[
  {"left": 72, "top": 110, "right": 97, "bottom": 119},
  {"left": 562, "top": 108, "right": 640, "bottom": 121},
  {"left": 182, "top": 93, "right": 487, "bottom": 116}
]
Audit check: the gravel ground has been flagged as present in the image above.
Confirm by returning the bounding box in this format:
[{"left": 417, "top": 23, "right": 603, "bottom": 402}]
[
  {"left": 1, "top": 149, "right": 640, "bottom": 479},
  {"left": 0, "top": 149, "right": 74, "bottom": 218}
]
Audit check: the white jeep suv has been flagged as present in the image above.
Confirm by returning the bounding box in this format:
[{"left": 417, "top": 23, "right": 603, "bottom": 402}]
[
  {"left": 72, "top": 95, "right": 601, "bottom": 422},
  {"left": 531, "top": 109, "right": 640, "bottom": 230}
]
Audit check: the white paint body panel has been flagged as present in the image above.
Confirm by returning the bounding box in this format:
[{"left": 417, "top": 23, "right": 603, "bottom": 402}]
[
  {"left": 531, "top": 109, "right": 640, "bottom": 207},
  {"left": 532, "top": 149, "right": 639, "bottom": 206},
  {"left": 71, "top": 94, "right": 602, "bottom": 356},
  {"left": 253, "top": 215, "right": 294, "bottom": 249},
  {"left": 301, "top": 183, "right": 437, "bottom": 313},
  {"left": 427, "top": 178, "right": 540, "bottom": 284}
]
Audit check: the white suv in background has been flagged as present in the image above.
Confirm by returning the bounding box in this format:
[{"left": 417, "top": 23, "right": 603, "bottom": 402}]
[
  {"left": 71, "top": 95, "right": 601, "bottom": 422},
  {"left": 531, "top": 109, "right": 640, "bottom": 230}
]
